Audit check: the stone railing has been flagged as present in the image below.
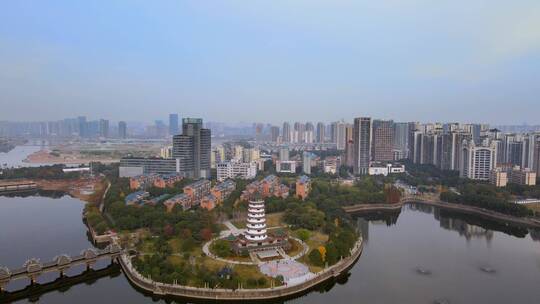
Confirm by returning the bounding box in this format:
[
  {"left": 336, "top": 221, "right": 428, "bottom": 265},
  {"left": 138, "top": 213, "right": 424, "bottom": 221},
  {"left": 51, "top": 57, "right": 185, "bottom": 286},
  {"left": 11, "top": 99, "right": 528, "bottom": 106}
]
[{"left": 119, "top": 237, "right": 363, "bottom": 300}]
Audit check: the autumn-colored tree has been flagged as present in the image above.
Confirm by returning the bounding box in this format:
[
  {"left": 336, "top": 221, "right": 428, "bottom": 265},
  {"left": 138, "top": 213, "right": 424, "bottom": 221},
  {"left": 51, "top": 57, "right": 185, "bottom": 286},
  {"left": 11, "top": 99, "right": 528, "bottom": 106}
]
[
  {"left": 385, "top": 186, "right": 402, "bottom": 204},
  {"left": 163, "top": 224, "right": 175, "bottom": 237},
  {"left": 180, "top": 228, "right": 192, "bottom": 238},
  {"left": 318, "top": 246, "right": 326, "bottom": 262},
  {"left": 200, "top": 228, "right": 213, "bottom": 241}
]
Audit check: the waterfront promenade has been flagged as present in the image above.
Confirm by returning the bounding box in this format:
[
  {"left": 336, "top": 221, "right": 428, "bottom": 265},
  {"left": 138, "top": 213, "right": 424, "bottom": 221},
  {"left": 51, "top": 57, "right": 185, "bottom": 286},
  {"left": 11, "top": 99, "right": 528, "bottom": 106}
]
[
  {"left": 118, "top": 237, "right": 363, "bottom": 301},
  {"left": 343, "top": 196, "right": 540, "bottom": 228}
]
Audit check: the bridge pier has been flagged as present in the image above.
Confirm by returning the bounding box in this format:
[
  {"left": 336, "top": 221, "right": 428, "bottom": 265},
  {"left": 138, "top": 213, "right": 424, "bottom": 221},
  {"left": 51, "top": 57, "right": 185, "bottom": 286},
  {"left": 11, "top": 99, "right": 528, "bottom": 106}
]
[
  {"left": 28, "top": 274, "right": 40, "bottom": 285},
  {"left": 85, "top": 262, "right": 96, "bottom": 271}
]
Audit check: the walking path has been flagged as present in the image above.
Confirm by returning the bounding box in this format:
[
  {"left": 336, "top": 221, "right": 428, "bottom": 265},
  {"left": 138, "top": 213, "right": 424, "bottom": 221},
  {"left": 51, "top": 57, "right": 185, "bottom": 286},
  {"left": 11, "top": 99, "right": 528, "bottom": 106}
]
[{"left": 223, "top": 221, "right": 244, "bottom": 236}]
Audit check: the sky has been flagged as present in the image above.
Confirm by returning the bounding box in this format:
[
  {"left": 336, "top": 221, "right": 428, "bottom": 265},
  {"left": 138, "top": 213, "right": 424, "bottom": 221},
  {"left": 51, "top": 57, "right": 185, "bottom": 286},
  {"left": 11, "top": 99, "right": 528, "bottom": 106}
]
[{"left": 0, "top": 0, "right": 539, "bottom": 125}]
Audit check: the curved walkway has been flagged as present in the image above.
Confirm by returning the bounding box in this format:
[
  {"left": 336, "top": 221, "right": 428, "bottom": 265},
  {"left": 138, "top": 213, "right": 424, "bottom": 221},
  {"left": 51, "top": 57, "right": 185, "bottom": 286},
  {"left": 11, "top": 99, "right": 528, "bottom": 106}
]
[
  {"left": 343, "top": 197, "right": 540, "bottom": 228},
  {"left": 202, "top": 236, "right": 310, "bottom": 266},
  {"left": 118, "top": 237, "right": 364, "bottom": 301}
]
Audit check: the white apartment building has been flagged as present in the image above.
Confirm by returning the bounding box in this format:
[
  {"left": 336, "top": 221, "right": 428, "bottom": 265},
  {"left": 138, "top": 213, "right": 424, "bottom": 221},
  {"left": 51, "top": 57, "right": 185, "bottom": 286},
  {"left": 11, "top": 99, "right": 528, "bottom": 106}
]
[
  {"left": 216, "top": 161, "right": 257, "bottom": 181},
  {"left": 460, "top": 140, "right": 497, "bottom": 180}
]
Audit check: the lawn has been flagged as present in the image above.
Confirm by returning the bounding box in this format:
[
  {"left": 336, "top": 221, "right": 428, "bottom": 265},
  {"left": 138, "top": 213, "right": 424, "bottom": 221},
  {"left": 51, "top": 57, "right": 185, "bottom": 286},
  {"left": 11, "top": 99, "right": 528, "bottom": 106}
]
[
  {"left": 298, "top": 230, "right": 329, "bottom": 273},
  {"left": 266, "top": 212, "right": 284, "bottom": 227}
]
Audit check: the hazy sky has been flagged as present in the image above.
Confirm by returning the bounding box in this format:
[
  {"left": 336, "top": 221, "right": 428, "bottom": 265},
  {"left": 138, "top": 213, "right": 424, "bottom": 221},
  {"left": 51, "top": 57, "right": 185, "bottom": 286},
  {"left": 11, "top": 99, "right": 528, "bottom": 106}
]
[{"left": 1, "top": 1, "right": 539, "bottom": 124}]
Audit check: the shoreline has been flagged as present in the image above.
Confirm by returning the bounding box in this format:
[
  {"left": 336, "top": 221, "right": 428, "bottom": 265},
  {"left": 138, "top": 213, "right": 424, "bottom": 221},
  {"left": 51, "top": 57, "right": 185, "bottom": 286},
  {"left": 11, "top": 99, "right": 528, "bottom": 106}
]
[
  {"left": 343, "top": 198, "right": 540, "bottom": 229},
  {"left": 117, "top": 237, "right": 363, "bottom": 301},
  {"left": 23, "top": 149, "right": 119, "bottom": 165}
]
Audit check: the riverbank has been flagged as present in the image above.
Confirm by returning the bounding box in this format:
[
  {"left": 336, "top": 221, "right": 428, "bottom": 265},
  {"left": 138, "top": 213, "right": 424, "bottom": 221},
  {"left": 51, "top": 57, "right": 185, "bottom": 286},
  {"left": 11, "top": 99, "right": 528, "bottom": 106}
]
[
  {"left": 343, "top": 198, "right": 540, "bottom": 228},
  {"left": 118, "top": 237, "right": 363, "bottom": 301},
  {"left": 0, "top": 177, "right": 106, "bottom": 205},
  {"left": 23, "top": 149, "right": 119, "bottom": 165}
]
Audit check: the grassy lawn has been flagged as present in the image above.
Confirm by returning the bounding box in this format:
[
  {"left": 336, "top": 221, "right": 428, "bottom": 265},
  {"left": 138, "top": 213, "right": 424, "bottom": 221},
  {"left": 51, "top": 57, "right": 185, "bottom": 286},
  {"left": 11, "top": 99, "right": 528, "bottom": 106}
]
[
  {"left": 266, "top": 212, "right": 284, "bottom": 227},
  {"left": 305, "top": 231, "right": 329, "bottom": 251},
  {"left": 233, "top": 265, "right": 274, "bottom": 288}
]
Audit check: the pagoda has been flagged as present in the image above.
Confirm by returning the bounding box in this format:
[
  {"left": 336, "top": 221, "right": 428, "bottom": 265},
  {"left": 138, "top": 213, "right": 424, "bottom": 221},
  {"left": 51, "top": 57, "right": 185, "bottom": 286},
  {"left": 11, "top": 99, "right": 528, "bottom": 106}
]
[{"left": 231, "top": 200, "right": 290, "bottom": 254}]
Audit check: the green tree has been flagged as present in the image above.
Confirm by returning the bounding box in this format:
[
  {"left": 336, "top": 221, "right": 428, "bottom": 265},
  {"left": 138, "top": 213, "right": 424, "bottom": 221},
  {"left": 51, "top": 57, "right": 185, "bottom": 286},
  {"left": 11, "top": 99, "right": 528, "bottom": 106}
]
[
  {"left": 295, "top": 229, "right": 311, "bottom": 241},
  {"left": 211, "top": 240, "right": 232, "bottom": 258},
  {"left": 308, "top": 249, "right": 324, "bottom": 267}
]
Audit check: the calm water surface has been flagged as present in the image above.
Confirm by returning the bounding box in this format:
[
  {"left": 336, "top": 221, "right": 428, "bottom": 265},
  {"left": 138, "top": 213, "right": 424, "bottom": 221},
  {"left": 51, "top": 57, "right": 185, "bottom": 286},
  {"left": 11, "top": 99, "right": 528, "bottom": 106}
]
[
  {"left": 0, "top": 145, "right": 43, "bottom": 168},
  {"left": 1, "top": 196, "right": 539, "bottom": 304}
]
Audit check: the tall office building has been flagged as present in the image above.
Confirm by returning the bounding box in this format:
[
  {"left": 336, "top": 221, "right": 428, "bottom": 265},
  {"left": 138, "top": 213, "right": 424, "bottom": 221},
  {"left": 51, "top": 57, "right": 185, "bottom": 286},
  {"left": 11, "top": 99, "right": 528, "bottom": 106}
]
[
  {"left": 316, "top": 122, "right": 325, "bottom": 143},
  {"left": 118, "top": 121, "right": 127, "bottom": 139},
  {"left": 282, "top": 122, "right": 291, "bottom": 143},
  {"left": 270, "top": 126, "right": 280, "bottom": 142},
  {"left": 353, "top": 117, "right": 372, "bottom": 175},
  {"left": 172, "top": 118, "right": 211, "bottom": 179},
  {"left": 393, "top": 122, "right": 409, "bottom": 159},
  {"left": 99, "top": 119, "right": 109, "bottom": 138},
  {"left": 372, "top": 120, "right": 394, "bottom": 162},
  {"left": 169, "top": 114, "right": 179, "bottom": 136}
]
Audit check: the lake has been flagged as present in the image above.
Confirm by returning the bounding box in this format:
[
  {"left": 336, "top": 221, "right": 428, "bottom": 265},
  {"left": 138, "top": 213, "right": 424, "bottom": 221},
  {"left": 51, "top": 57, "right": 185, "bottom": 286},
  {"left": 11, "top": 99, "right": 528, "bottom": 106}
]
[{"left": 1, "top": 196, "right": 539, "bottom": 304}]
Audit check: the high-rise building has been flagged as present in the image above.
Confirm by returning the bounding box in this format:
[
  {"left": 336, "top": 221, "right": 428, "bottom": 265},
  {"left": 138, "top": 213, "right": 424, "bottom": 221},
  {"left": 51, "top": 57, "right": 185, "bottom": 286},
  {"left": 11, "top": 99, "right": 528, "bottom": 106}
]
[
  {"left": 316, "top": 122, "right": 325, "bottom": 143},
  {"left": 471, "top": 124, "right": 482, "bottom": 144},
  {"left": 118, "top": 121, "right": 127, "bottom": 139},
  {"left": 330, "top": 122, "right": 337, "bottom": 144},
  {"left": 305, "top": 122, "right": 314, "bottom": 144},
  {"left": 302, "top": 152, "right": 312, "bottom": 175},
  {"left": 293, "top": 122, "right": 305, "bottom": 143},
  {"left": 169, "top": 114, "right": 179, "bottom": 136},
  {"left": 99, "top": 119, "right": 109, "bottom": 138},
  {"left": 345, "top": 139, "right": 355, "bottom": 167},
  {"left": 77, "top": 116, "right": 87, "bottom": 138},
  {"left": 279, "top": 146, "right": 290, "bottom": 161},
  {"left": 353, "top": 117, "right": 372, "bottom": 175},
  {"left": 172, "top": 118, "right": 211, "bottom": 179},
  {"left": 282, "top": 122, "right": 291, "bottom": 143},
  {"left": 336, "top": 121, "right": 347, "bottom": 150},
  {"left": 372, "top": 120, "right": 394, "bottom": 162},
  {"left": 460, "top": 140, "right": 497, "bottom": 180},
  {"left": 534, "top": 139, "right": 540, "bottom": 176},
  {"left": 393, "top": 122, "right": 409, "bottom": 159},
  {"left": 270, "top": 126, "right": 280, "bottom": 142},
  {"left": 407, "top": 122, "right": 420, "bottom": 161},
  {"left": 522, "top": 134, "right": 537, "bottom": 169}
]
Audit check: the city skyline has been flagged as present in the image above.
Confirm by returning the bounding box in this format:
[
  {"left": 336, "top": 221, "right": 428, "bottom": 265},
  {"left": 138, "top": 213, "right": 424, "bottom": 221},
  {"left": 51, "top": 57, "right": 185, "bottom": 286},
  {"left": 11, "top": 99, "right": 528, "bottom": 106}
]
[{"left": 1, "top": 1, "right": 539, "bottom": 124}]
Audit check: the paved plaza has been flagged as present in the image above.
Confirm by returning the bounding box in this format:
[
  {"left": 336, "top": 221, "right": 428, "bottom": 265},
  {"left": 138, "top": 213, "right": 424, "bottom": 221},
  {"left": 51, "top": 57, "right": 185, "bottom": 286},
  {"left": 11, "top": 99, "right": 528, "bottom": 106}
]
[{"left": 259, "top": 259, "right": 311, "bottom": 283}]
